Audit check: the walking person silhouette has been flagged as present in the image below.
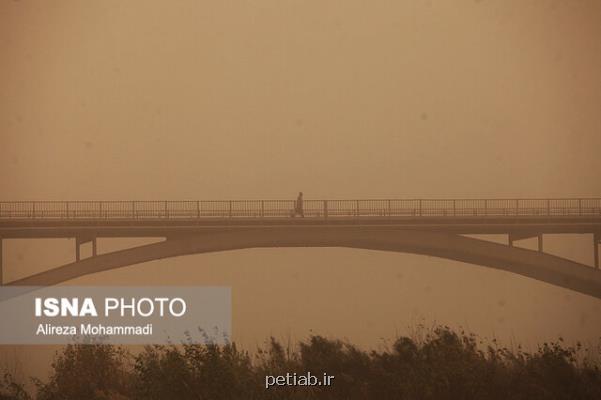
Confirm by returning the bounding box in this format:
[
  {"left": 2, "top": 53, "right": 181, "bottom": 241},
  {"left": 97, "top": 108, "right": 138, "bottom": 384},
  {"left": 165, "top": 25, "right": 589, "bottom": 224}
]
[{"left": 292, "top": 192, "right": 304, "bottom": 217}]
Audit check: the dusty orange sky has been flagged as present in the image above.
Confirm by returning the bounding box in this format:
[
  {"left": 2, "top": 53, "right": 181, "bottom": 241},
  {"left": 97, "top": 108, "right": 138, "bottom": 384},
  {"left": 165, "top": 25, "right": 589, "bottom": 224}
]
[{"left": 1, "top": 0, "right": 601, "bottom": 381}]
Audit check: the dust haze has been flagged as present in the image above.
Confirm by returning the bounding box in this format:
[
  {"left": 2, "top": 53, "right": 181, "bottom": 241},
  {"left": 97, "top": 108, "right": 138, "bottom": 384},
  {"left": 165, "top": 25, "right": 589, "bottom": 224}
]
[{"left": 1, "top": 0, "right": 601, "bottom": 380}]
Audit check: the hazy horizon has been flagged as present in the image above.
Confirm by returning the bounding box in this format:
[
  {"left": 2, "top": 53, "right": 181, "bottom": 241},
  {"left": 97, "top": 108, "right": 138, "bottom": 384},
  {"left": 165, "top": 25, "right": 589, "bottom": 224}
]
[{"left": 1, "top": 0, "right": 601, "bottom": 383}]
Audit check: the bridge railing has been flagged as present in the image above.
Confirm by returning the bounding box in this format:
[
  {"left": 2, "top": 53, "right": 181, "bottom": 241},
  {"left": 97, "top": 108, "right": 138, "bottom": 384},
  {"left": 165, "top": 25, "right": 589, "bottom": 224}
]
[{"left": 0, "top": 199, "right": 600, "bottom": 220}]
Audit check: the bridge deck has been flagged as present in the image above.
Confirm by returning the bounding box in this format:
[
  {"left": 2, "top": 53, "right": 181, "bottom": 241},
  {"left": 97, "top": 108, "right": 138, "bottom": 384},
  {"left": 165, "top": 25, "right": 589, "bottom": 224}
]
[
  {"left": 1, "top": 198, "right": 600, "bottom": 218},
  {"left": 0, "top": 198, "right": 600, "bottom": 237}
]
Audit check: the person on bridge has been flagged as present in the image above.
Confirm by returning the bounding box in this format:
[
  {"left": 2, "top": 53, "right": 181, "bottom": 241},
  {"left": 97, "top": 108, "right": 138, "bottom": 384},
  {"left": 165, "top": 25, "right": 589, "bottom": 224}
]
[{"left": 292, "top": 192, "right": 304, "bottom": 217}]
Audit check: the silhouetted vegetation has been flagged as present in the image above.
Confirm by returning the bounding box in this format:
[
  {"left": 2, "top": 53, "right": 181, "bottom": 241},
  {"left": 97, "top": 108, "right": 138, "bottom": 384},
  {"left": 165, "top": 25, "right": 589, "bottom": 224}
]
[
  {"left": 0, "top": 372, "right": 29, "bottom": 400},
  {"left": 2, "top": 326, "right": 600, "bottom": 399}
]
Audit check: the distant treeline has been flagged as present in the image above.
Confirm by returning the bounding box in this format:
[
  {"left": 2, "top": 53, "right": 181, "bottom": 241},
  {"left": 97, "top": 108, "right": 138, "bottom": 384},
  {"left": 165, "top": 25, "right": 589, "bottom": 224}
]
[{"left": 1, "top": 326, "right": 600, "bottom": 399}]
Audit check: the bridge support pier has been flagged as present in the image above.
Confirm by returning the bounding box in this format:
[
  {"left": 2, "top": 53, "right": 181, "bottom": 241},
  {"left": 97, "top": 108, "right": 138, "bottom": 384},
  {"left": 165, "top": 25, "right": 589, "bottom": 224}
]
[
  {"left": 595, "top": 233, "right": 600, "bottom": 269},
  {"left": 509, "top": 232, "right": 543, "bottom": 252},
  {"left": 75, "top": 237, "right": 97, "bottom": 262}
]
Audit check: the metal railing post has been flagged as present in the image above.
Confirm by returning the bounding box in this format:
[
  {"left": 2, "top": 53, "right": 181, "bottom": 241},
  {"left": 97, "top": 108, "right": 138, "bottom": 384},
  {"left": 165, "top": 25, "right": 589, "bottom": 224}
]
[
  {"left": 229, "top": 201, "right": 232, "bottom": 218},
  {"left": 197, "top": 201, "right": 201, "bottom": 218},
  {"left": 324, "top": 200, "right": 328, "bottom": 220}
]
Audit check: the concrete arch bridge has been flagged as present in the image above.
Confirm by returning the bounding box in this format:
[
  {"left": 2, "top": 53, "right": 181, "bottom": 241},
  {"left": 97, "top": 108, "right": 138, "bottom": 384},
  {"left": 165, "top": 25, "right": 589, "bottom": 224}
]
[{"left": 0, "top": 198, "right": 600, "bottom": 299}]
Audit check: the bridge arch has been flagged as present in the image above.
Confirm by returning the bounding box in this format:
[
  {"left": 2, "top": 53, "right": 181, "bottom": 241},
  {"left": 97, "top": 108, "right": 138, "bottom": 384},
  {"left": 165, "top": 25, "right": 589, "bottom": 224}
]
[{"left": 8, "top": 228, "right": 601, "bottom": 299}]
